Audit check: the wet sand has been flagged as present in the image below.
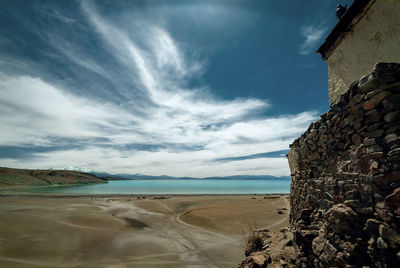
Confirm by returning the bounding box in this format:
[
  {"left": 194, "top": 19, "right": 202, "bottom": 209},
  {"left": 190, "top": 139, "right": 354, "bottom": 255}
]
[{"left": 0, "top": 195, "right": 289, "bottom": 267}]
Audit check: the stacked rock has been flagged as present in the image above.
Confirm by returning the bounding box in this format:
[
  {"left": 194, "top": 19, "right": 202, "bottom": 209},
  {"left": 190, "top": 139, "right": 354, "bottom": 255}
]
[{"left": 287, "top": 63, "right": 400, "bottom": 267}]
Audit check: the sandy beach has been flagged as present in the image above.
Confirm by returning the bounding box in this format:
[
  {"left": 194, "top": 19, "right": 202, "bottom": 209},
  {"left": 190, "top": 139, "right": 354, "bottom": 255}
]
[{"left": 0, "top": 195, "right": 289, "bottom": 267}]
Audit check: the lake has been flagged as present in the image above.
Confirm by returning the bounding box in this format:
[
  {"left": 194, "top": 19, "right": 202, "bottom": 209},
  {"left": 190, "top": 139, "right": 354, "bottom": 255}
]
[{"left": 29, "top": 179, "right": 291, "bottom": 194}]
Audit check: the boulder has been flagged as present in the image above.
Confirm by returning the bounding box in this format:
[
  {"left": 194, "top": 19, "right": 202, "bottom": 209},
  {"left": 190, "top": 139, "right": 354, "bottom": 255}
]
[
  {"left": 239, "top": 252, "right": 270, "bottom": 268},
  {"left": 384, "top": 188, "right": 400, "bottom": 213},
  {"left": 325, "top": 204, "right": 358, "bottom": 233},
  {"left": 379, "top": 225, "right": 400, "bottom": 245},
  {"left": 312, "top": 229, "right": 326, "bottom": 255},
  {"left": 362, "top": 91, "right": 391, "bottom": 110}
]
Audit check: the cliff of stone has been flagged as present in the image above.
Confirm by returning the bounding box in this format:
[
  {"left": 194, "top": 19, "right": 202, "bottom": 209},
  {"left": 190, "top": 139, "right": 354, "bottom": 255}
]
[
  {"left": 0, "top": 166, "right": 106, "bottom": 188},
  {"left": 288, "top": 63, "right": 400, "bottom": 267}
]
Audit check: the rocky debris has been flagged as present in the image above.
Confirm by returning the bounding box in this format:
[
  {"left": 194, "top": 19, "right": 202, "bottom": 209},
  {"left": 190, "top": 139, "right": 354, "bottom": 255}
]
[
  {"left": 240, "top": 229, "right": 272, "bottom": 268},
  {"left": 240, "top": 251, "right": 271, "bottom": 268},
  {"left": 239, "top": 229, "right": 296, "bottom": 267},
  {"left": 287, "top": 63, "right": 400, "bottom": 267},
  {"left": 244, "top": 229, "right": 271, "bottom": 257}
]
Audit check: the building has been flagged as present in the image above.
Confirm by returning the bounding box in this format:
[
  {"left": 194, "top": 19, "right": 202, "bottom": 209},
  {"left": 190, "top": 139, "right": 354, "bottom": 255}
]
[
  {"left": 288, "top": 1, "right": 400, "bottom": 265},
  {"left": 317, "top": 0, "right": 400, "bottom": 105}
]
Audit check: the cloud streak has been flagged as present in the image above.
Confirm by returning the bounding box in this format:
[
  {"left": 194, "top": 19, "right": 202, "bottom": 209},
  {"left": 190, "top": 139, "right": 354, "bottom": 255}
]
[
  {"left": 0, "top": 2, "right": 317, "bottom": 177},
  {"left": 299, "top": 25, "right": 327, "bottom": 55}
]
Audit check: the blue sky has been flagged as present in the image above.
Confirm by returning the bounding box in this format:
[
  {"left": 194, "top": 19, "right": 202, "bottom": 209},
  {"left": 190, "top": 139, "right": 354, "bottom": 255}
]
[{"left": 0, "top": 0, "right": 353, "bottom": 177}]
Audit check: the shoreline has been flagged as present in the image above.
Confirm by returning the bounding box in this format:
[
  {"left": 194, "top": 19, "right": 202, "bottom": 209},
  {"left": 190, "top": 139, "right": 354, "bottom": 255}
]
[{"left": 0, "top": 193, "right": 289, "bottom": 198}]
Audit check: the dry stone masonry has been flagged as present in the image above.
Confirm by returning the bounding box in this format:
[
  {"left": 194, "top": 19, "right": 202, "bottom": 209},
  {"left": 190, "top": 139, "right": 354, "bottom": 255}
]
[{"left": 287, "top": 63, "right": 400, "bottom": 267}]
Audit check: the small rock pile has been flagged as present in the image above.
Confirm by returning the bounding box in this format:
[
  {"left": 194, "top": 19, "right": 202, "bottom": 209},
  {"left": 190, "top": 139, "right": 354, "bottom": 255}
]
[
  {"left": 239, "top": 228, "right": 295, "bottom": 268},
  {"left": 287, "top": 63, "right": 400, "bottom": 267}
]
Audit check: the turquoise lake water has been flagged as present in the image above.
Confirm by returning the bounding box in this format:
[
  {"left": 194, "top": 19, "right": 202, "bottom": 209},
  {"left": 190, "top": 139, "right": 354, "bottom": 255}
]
[{"left": 33, "top": 179, "right": 291, "bottom": 194}]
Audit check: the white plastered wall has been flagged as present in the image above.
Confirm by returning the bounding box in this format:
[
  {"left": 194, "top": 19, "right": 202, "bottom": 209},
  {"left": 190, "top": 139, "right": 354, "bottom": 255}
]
[{"left": 327, "top": 0, "right": 400, "bottom": 105}]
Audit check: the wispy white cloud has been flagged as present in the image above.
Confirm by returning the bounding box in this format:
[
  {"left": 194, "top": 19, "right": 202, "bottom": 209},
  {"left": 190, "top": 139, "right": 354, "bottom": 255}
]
[
  {"left": 0, "top": 73, "right": 315, "bottom": 176},
  {"left": 0, "top": 75, "right": 138, "bottom": 146},
  {"left": 299, "top": 25, "right": 327, "bottom": 55},
  {"left": 0, "top": 2, "right": 317, "bottom": 177}
]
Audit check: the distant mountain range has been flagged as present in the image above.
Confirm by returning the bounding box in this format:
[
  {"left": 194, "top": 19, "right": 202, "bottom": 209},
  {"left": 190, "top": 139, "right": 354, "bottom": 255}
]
[
  {"left": 91, "top": 172, "right": 291, "bottom": 181},
  {"left": 50, "top": 166, "right": 291, "bottom": 181}
]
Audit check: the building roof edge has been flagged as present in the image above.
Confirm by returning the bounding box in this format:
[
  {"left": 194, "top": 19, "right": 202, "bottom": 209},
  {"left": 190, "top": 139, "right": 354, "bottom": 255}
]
[{"left": 317, "top": 0, "right": 374, "bottom": 60}]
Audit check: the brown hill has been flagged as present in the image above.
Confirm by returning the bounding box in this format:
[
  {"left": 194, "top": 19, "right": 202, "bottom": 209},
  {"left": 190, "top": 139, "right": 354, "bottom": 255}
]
[{"left": 0, "top": 167, "right": 106, "bottom": 188}]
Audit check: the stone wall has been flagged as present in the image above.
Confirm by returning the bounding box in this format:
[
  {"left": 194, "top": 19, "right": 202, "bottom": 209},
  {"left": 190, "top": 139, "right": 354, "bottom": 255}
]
[{"left": 287, "top": 63, "right": 400, "bottom": 267}]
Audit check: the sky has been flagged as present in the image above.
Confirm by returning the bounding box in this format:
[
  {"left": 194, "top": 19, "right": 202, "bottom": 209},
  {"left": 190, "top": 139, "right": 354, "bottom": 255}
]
[{"left": 0, "top": 0, "right": 353, "bottom": 177}]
